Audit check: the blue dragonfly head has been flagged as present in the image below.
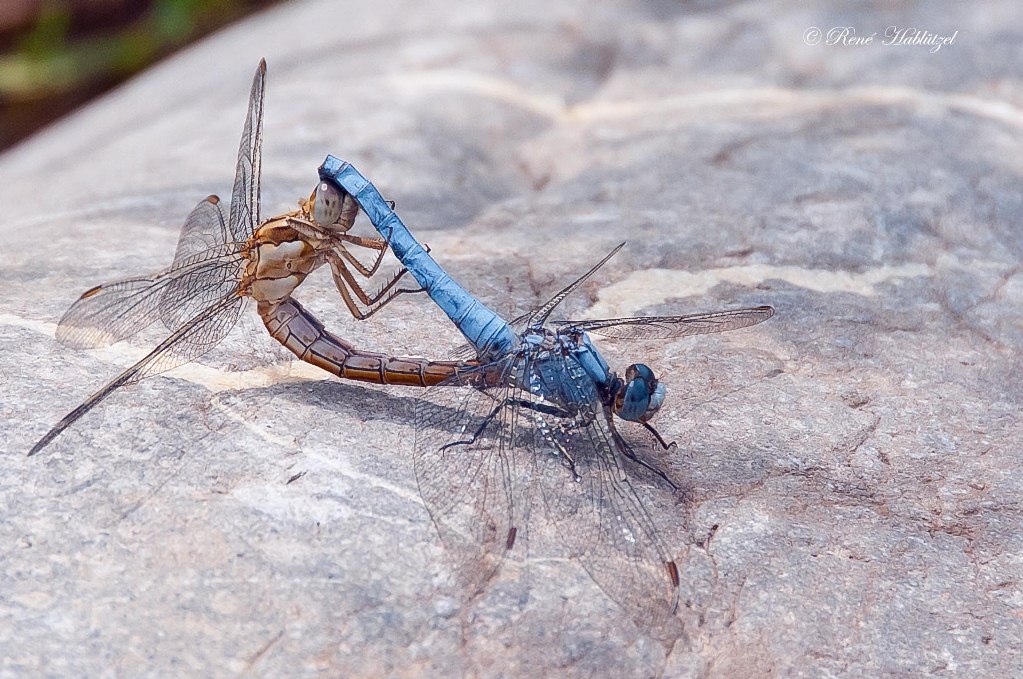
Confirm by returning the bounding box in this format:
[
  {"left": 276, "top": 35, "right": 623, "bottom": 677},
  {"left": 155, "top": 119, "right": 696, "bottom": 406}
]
[{"left": 614, "top": 363, "right": 666, "bottom": 423}]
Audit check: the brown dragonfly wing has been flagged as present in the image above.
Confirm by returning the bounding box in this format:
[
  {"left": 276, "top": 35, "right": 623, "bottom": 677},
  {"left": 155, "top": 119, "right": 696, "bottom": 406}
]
[
  {"left": 160, "top": 188, "right": 247, "bottom": 331},
  {"left": 31, "top": 294, "right": 246, "bottom": 456},
  {"left": 57, "top": 192, "right": 241, "bottom": 350},
  {"left": 168, "top": 194, "right": 235, "bottom": 266},
  {"left": 227, "top": 59, "right": 265, "bottom": 243},
  {"left": 56, "top": 253, "right": 244, "bottom": 350},
  {"left": 158, "top": 253, "right": 247, "bottom": 332}
]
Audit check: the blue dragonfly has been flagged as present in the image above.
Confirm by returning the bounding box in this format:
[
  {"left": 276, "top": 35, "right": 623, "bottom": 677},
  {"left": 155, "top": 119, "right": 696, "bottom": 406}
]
[{"left": 312, "top": 156, "right": 774, "bottom": 629}]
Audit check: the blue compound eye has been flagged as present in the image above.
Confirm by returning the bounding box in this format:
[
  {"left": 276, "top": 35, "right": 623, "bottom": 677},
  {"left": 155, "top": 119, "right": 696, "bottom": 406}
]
[
  {"left": 616, "top": 363, "right": 665, "bottom": 422},
  {"left": 313, "top": 181, "right": 343, "bottom": 225}
]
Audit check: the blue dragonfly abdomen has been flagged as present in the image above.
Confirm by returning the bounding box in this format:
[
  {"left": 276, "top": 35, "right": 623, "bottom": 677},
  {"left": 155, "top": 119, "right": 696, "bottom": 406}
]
[{"left": 318, "top": 156, "right": 517, "bottom": 360}]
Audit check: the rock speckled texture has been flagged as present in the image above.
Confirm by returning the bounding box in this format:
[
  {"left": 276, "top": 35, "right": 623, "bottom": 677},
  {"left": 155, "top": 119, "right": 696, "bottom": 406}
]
[{"left": 2, "top": 1, "right": 1021, "bottom": 677}]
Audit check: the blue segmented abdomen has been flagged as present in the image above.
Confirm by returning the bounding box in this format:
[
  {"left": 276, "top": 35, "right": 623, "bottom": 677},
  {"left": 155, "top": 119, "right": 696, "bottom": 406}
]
[{"left": 319, "top": 156, "right": 517, "bottom": 359}]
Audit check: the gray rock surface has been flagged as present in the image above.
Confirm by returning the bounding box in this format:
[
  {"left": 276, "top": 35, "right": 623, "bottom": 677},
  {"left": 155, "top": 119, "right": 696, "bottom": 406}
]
[{"left": 2, "top": 0, "right": 1022, "bottom": 676}]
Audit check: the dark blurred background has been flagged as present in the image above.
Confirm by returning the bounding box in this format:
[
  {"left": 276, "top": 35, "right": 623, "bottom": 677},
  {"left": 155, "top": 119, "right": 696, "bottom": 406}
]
[{"left": 0, "top": 0, "right": 281, "bottom": 152}]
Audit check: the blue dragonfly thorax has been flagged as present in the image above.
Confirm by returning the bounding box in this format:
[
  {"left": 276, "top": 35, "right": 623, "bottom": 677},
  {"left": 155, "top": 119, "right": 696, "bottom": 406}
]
[
  {"left": 517, "top": 325, "right": 666, "bottom": 424},
  {"left": 569, "top": 328, "right": 666, "bottom": 423}
]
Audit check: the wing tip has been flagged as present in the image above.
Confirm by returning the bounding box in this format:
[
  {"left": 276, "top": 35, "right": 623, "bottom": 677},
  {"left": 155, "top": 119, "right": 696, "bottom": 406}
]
[
  {"left": 257, "top": 57, "right": 267, "bottom": 74},
  {"left": 27, "top": 429, "right": 55, "bottom": 457}
]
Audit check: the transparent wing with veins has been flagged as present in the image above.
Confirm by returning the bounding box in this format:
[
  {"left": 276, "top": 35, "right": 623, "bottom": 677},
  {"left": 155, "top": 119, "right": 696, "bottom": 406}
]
[
  {"left": 54, "top": 56, "right": 267, "bottom": 350},
  {"left": 412, "top": 349, "right": 681, "bottom": 632},
  {"left": 554, "top": 305, "right": 775, "bottom": 340},
  {"left": 56, "top": 196, "right": 245, "bottom": 350},
  {"left": 29, "top": 295, "right": 245, "bottom": 456},
  {"left": 525, "top": 353, "right": 681, "bottom": 634},
  {"left": 228, "top": 58, "right": 265, "bottom": 243},
  {"left": 168, "top": 193, "right": 236, "bottom": 265},
  {"left": 412, "top": 358, "right": 523, "bottom": 596}
]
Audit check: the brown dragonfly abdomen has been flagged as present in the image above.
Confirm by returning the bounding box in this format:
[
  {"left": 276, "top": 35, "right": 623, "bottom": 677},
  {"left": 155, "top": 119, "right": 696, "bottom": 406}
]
[{"left": 260, "top": 298, "right": 473, "bottom": 387}]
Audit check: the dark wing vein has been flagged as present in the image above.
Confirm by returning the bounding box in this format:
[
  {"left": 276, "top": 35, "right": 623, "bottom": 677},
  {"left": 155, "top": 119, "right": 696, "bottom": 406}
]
[
  {"left": 159, "top": 254, "right": 246, "bottom": 332},
  {"left": 527, "top": 243, "right": 624, "bottom": 326},
  {"left": 170, "top": 195, "right": 235, "bottom": 266},
  {"left": 445, "top": 341, "right": 479, "bottom": 361}
]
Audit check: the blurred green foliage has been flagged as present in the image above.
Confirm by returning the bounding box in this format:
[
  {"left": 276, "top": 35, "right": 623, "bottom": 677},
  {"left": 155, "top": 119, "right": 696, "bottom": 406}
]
[{"left": 0, "top": 0, "right": 280, "bottom": 149}]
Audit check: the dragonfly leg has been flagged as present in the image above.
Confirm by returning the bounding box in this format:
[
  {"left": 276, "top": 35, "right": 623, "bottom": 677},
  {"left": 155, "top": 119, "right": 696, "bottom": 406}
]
[
  {"left": 608, "top": 417, "right": 678, "bottom": 491},
  {"left": 334, "top": 236, "right": 389, "bottom": 277},
  {"left": 640, "top": 420, "right": 678, "bottom": 452},
  {"left": 440, "top": 397, "right": 569, "bottom": 451},
  {"left": 331, "top": 266, "right": 423, "bottom": 321},
  {"left": 328, "top": 254, "right": 425, "bottom": 321},
  {"left": 334, "top": 234, "right": 431, "bottom": 278}
]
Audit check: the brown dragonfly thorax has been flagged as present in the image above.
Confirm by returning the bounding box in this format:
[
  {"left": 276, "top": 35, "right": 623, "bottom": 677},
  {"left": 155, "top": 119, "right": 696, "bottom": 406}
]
[{"left": 245, "top": 210, "right": 324, "bottom": 311}]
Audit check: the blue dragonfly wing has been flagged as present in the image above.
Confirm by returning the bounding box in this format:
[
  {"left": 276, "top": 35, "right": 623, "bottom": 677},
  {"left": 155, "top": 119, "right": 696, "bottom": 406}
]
[
  {"left": 554, "top": 305, "right": 774, "bottom": 341},
  {"left": 412, "top": 357, "right": 529, "bottom": 596},
  {"left": 444, "top": 341, "right": 479, "bottom": 361},
  {"left": 525, "top": 243, "right": 624, "bottom": 326},
  {"left": 525, "top": 354, "right": 684, "bottom": 637},
  {"left": 414, "top": 347, "right": 684, "bottom": 634}
]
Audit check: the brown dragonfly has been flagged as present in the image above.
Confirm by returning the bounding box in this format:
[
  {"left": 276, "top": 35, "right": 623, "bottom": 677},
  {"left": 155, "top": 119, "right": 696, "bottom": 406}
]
[{"left": 28, "top": 60, "right": 471, "bottom": 456}]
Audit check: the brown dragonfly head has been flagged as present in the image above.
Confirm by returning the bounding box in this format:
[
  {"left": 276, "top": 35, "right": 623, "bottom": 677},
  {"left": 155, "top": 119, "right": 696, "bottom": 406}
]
[{"left": 305, "top": 180, "right": 359, "bottom": 232}]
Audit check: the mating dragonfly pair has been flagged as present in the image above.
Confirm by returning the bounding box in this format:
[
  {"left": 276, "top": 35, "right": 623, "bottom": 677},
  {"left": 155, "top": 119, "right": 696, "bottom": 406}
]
[{"left": 30, "top": 61, "right": 773, "bottom": 631}]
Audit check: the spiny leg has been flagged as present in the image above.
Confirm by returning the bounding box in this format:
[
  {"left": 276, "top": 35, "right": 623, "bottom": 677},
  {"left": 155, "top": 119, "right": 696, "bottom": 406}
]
[
  {"left": 440, "top": 397, "right": 570, "bottom": 451},
  {"left": 640, "top": 420, "right": 677, "bottom": 452},
  {"left": 329, "top": 251, "right": 422, "bottom": 303},
  {"left": 333, "top": 233, "right": 431, "bottom": 278},
  {"left": 338, "top": 233, "right": 388, "bottom": 250},
  {"left": 608, "top": 416, "right": 678, "bottom": 491},
  {"left": 334, "top": 235, "right": 389, "bottom": 277},
  {"left": 332, "top": 277, "right": 406, "bottom": 321},
  {"left": 329, "top": 259, "right": 424, "bottom": 321}
]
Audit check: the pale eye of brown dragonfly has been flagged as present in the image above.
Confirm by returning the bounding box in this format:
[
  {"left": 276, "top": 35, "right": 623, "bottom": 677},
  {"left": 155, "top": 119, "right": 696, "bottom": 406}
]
[{"left": 312, "top": 180, "right": 343, "bottom": 226}]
